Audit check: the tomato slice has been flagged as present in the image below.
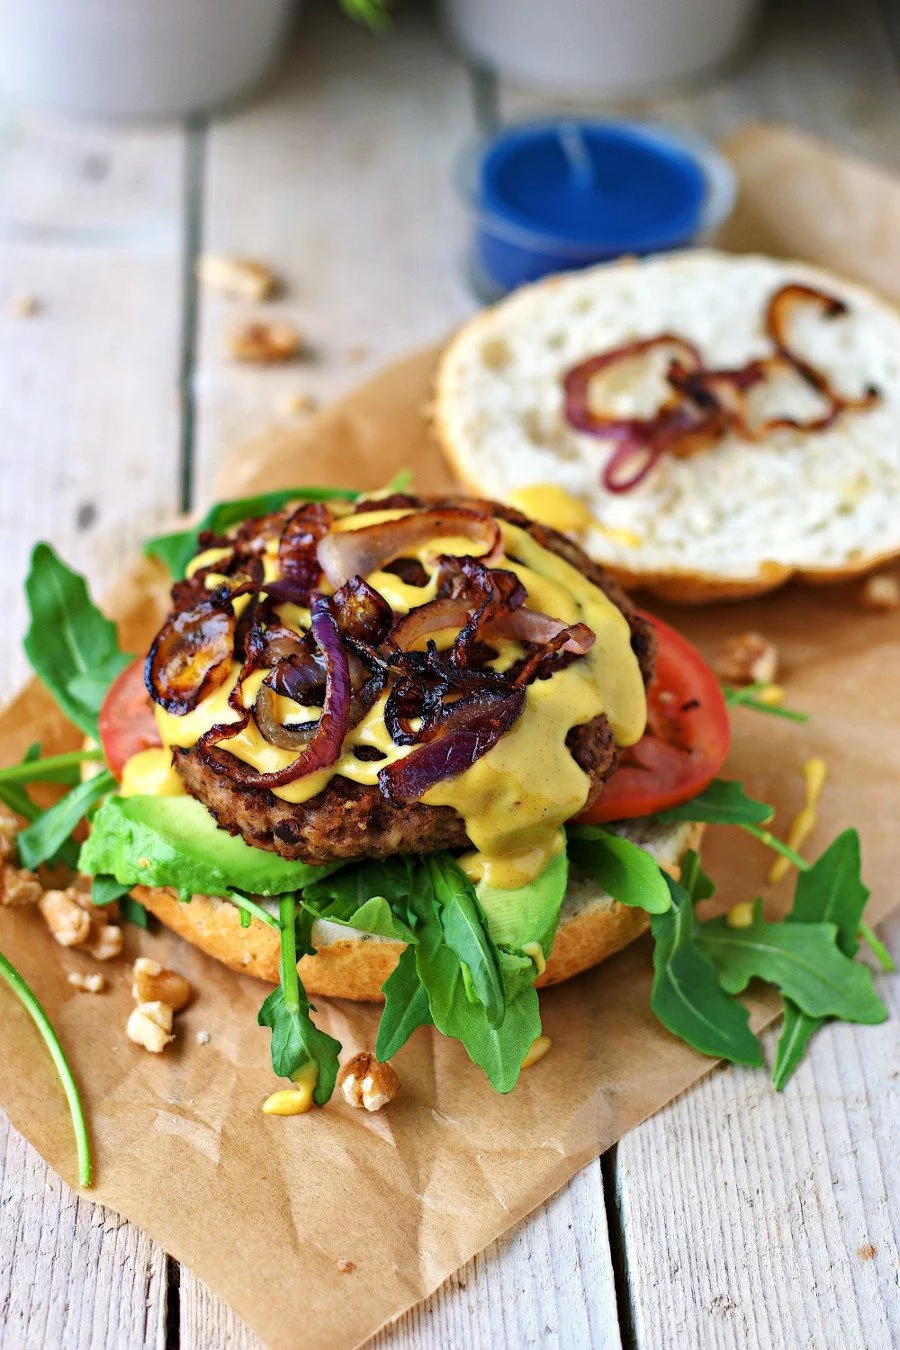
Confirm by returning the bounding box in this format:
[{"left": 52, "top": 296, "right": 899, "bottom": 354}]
[
  {"left": 98, "top": 658, "right": 162, "bottom": 778},
  {"left": 576, "top": 613, "right": 730, "bottom": 823}
]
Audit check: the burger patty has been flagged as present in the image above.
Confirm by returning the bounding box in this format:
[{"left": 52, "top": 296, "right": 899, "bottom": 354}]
[{"left": 172, "top": 501, "right": 655, "bottom": 866}]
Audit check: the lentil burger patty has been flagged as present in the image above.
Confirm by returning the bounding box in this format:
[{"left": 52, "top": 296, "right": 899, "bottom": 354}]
[{"left": 166, "top": 498, "right": 655, "bottom": 866}]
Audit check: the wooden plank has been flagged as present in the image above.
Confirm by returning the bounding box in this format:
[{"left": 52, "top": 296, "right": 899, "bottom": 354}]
[
  {"left": 190, "top": 2, "right": 477, "bottom": 507},
  {"left": 0, "top": 110, "right": 187, "bottom": 1346},
  {"left": 616, "top": 917, "right": 899, "bottom": 1350},
  {"left": 0, "top": 1115, "right": 168, "bottom": 1349},
  {"left": 0, "top": 112, "right": 189, "bottom": 700}
]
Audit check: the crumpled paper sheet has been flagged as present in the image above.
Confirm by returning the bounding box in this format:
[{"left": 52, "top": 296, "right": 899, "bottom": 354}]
[{"left": 0, "top": 124, "right": 898, "bottom": 1350}]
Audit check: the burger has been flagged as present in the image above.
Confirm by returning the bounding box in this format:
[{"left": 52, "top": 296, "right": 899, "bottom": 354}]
[{"left": 76, "top": 487, "right": 724, "bottom": 1104}]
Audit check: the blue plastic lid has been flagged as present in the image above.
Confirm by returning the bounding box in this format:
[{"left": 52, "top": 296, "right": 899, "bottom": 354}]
[{"left": 474, "top": 121, "right": 720, "bottom": 255}]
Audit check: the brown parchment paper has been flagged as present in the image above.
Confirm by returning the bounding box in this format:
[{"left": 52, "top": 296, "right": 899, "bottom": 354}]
[{"left": 1, "top": 124, "right": 898, "bottom": 1350}]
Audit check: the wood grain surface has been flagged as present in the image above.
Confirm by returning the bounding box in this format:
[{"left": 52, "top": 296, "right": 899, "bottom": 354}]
[{"left": 0, "top": 1, "right": 898, "bottom": 1347}]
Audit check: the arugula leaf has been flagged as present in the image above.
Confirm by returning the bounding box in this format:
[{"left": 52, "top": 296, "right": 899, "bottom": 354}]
[
  {"left": 567, "top": 826, "right": 672, "bottom": 914},
  {"left": 91, "top": 875, "right": 132, "bottom": 907},
  {"left": 0, "top": 951, "right": 91, "bottom": 1187},
  {"left": 16, "top": 770, "right": 116, "bottom": 871},
  {"left": 423, "top": 854, "right": 505, "bottom": 1029},
  {"left": 145, "top": 485, "right": 360, "bottom": 579},
  {"left": 858, "top": 922, "right": 895, "bottom": 973},
  {"left": 722, "top": 683, "right": 809, "bottom": 723},
  {"left": 0, "top": 747, "right": 103, "bottom": 787},
  {"left": 376, "top": 945, "right": 432, "bottom": 1060},
  {"left": 407, "top": 859, "right": 540, "bottom": 1092},
  {"left": 650, "top": 874, "right": 763, "bottom": 1066},
  {"left": 679, "top": 849, "right": 716, "bottom": 903},
  {"left": 119, "top": 896, "right": 149, "bottom": 929},
  {"left": 303, "top": 856, "right": 415, "bottom": 941},
  {"left": 257, "top": 896, "right": 341, "bottom": 1104},
  {"left": 655, "top": 778, "right": 774, "bottom": 827},
  {"left": 772, "top": 830, "right": 876, "bottom": 1089},
  {"left": 23, "top": 544, "right": 131, "bottom": 737},
  {"left": 697, "top": 899, "right": 885, "bottom": 1025}
]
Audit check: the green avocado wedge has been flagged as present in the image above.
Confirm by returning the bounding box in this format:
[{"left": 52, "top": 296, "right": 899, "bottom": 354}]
[{"left": 79, "top": 795, "right": 339, "bottom": 900}]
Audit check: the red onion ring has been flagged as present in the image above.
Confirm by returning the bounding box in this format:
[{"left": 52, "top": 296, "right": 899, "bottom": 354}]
[
  {"left": 145, "top": 598, "right": 236, "bottom": 715},
  {"left": 316, "top": 508, "right": 502, "bottom": 588},
  {"left": 563, "top": 284, "right": 881, "bottom": 493},
  {"left": 486, "top": 607, "right": 595, "bottom": 656},
  {"left": 378, "top": 686, "right": 527, "bottom": 805},
  {"left": 197, "top": 594, "right": 351, "bottom": 788}
]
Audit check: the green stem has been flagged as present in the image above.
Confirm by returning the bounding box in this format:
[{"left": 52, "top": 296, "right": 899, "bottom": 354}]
[
  {"left": 278, "top": 896, "right": 301, "bottom": 1016},
  {"left": 0, "top": 952, "right": 91, "bottom": 1187},
  {"left": 0, "top": 748, "right": 104, "bottom": 784},
  {"left": 858, "top": 921, "right": 896, "bottom": 973},
  {"left": 226, "top": 892, "right": 280, "bottom": 930},
  {"left": 742, "top": 823, "right": 811, "bottom": 873}
]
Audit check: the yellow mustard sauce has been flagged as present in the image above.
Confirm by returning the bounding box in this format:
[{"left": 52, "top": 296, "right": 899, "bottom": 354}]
[
  {"left": 140, "top": 504, "right": 647, "bottom": 887},
  {"left": 507, "top": 483, "right": 642, "bottom": 549}
]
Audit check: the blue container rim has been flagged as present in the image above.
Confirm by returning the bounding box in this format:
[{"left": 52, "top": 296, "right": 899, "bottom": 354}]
[{"left": 456, "top": 118, "right": 736, "bottom": 259}]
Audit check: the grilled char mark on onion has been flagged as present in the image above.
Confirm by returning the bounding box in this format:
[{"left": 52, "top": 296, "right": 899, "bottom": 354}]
[
  {"left": 316, "top": 507, "right": 502, "bottom": 588},
  {"left": 378, "top": 686, "right": 527, "bottom": 805},
  {"left": 277, "top": 502, "right": 333, "bottom": 605},
  {"left": 563, "top": 283, "right": 881, "bottom": 492},
  {"left": 197, "top": 594, "right": 351, "bottom": 788},
  {"left": 145, "top": 588, "right": 241, "bottom": 715}
]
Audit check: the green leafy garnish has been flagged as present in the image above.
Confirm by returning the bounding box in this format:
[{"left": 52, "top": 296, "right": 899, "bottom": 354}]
[
  {"left": 376, "top": 945, "right": 432, "bottom": 1060},
  {"left": 91, "top": 875, "right": 133, "bottom": 907},
  {"left": 722, "top": 683, "right": 809, "bottom": 722},
  {"left": 858, "top": 921, "right": 895, "bottom": 973},
  {"left": 772, "top": 830, "right": 880, "bottom": 1089},
  {"left": 23, "top": 544, "right": 131, "bottom": 737},
  {"left": 655, "top": 778, "right": 773, "bottom": 827},
  {"left": 144, "top": 485, "right": 360, "bottom": 579},
  {"left": 0, "top": 951, "right": 91, "bottom": 1187},
  {"left": 406, "top": 856, "right": 540, "bottom": 1093},
  {"left": 0, "top": 746, "right": 102, "bottom": 787},
  {"left": 423, "top": 854, "right": 506, "bottom": 1029},
  {"left": 304, "top": 856, "right": 416, "bottom": 942},
  {"left": 697, "top": 900, "right": 885, "bottom": 1024},
  {"left": 16, "top": 770, "right": 116, "bottom": 871},
  {"left": 257, "top": 897, "right": 341, "bottom": 1104},
  {"left": 567, "top": 825, "right": 672, "bottom": 914},
  {"left": 650, "top": 867, "right": 763, "bottom": 1066},
  {"left": 339, "top": 0, "right": 391, "bottom": 32}
]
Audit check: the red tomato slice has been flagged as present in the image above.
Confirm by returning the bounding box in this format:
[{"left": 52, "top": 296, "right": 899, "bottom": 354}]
[
  {"left": 576, "top": 613, "right": 730, "bottom": 823},
  {"left": 98, "top": 658, "right": 162, "bottom": 778}
]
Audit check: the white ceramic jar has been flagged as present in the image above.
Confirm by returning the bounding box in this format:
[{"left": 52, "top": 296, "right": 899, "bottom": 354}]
[
  {"left": 0, "top": 0, "right": 299, "bottom": 120},
  {"left": 439, "top": 0, "right": 762, "bottom": 96}
]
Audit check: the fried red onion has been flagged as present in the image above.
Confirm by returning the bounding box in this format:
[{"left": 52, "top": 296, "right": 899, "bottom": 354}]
[
  {"left": 316, "top": 507, "right": 502, "bottom": 588},
  {"left": 332, "top": 575, "right": 393, "bottom": 646},
  {"left": 197, "top": 594, "right": 351, "bottom": 787},
  {"left": 486, "top": 607, "right": 595, "bottom": 657},
  {"left": 145, "top": 597, "right": 236, "bottom": 715},
  {"left": 277, "top": 502, "right": 333, "bottom": 605},
  {"left": 563, "top": 284, "right": 881, "bottom": 493},
  {"left": 253, "top": 683, "right": 319, "bottom": 751},
  {"left": 378, "top": 685, "right": 527, "bottom": 805}
]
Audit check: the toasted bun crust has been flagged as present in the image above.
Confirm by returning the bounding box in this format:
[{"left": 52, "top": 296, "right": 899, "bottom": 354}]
[
  {"left": 434, "top": 251, "right": 900, "bottom": 604},
  {"left": 134, "top": 819, "right": 703, "bottom": 1000}
]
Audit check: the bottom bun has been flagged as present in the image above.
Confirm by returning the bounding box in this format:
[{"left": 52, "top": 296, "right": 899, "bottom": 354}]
[{"left": 134, "top": 818, "right": 703, "bottom": 1001}]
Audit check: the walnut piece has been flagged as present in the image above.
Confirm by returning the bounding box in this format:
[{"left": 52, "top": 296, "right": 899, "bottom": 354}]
[
  {"left": 196, "top": 253, "right": 279, "bottom": 301},
  {"left": 1, "top": 864, "right": 42, "bottom": 906},
  {"left": 336, "top": 1259, "right": 356, "bottom": 1274},
  {"left": 714, "top": 631, "right": 779, "bottom": 686},
  {"left": 39, "top": 890, "right": 91, "bottom": 947},
  {"left": 860, "top": 573, "right": 900, "bottom": 612},
  {"left": 84, "top": 921, "right": 124, "bottom": 961},
  {"left": 127, "top": 1001, "right": 174, "bottom": 1053},
  {"left": 338, "top": 1052, "right": 400, "bottom": 1112},
  {"left": 67, "top": 971, "right": 106, "bottom": 994},
  {"left": 227, "top": 319, "right": 302, "bottom": 364},
  {"left": 131, "top": 956, "right": 191, "bottom": 1011}
]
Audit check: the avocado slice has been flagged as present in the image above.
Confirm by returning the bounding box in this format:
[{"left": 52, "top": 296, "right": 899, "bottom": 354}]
[{"left": 79, "top": 794, "right": 338, "bottom": 900}]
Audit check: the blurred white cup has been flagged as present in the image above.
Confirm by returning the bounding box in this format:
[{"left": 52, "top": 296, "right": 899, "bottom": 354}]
[
  {"left": 0, "top": 0, "right": 299, "bottom": 120},
  {"left": 440, "top": 0, "right": 762, "bottom": 96}
]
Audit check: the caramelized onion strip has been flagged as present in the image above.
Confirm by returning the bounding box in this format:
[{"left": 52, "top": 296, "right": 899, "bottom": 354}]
[{"left": 317, "top": 508, "right": 501, "bottom": 588}]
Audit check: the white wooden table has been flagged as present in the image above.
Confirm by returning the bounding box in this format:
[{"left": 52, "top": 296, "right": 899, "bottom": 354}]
[{"left": 1, "top": 2, "right": 898, "bottom": 1346}]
